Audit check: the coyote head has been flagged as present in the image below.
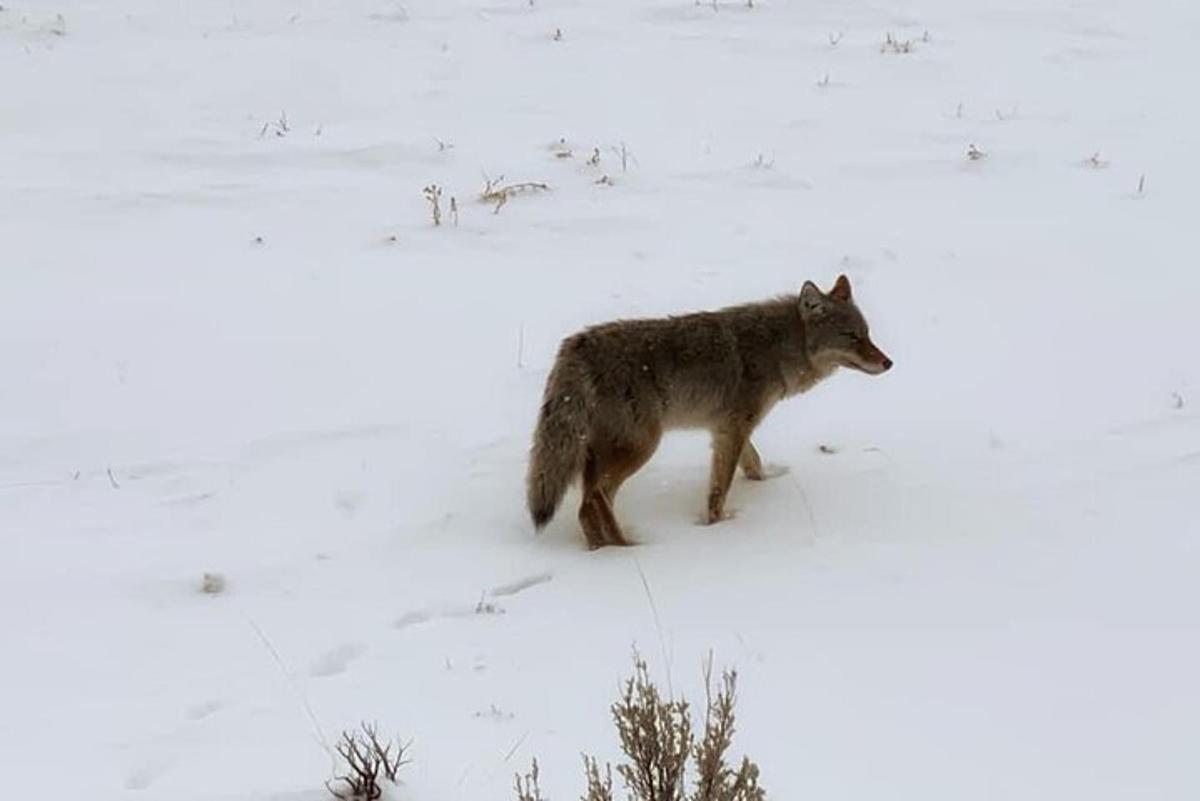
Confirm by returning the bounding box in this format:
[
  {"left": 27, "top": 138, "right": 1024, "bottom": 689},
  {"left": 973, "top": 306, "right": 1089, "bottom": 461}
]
[{"left": 799, "top": 274, "right": 893, "bottom": 375}]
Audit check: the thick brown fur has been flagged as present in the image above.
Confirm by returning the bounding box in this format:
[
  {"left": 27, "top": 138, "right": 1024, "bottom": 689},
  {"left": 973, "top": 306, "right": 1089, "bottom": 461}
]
[{"left": 526, "top": 274, "right": 892, "bottom": 548}]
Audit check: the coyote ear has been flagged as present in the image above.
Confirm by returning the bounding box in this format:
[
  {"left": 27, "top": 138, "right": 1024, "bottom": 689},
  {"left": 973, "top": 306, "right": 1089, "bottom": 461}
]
[
  {"left": 799, "top": 281, "right": 826, "bottom": 316},
  {"left": 830, "top": 274, "right": 852, "bottom": 301}
]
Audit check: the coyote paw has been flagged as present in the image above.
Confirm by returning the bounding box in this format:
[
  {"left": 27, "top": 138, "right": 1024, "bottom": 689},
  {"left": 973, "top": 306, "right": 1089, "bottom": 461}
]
[{"left": 699, "top": 508, "right": 736, "bottom": 526}]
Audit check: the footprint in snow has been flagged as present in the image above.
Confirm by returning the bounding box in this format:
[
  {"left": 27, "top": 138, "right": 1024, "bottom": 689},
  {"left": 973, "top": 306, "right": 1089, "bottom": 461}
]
[
  {"left": 309, "top": 643, "right": 366, "bottom": 678},
  {"left": 186, "top": 699, "right": 224, "bottom": 720},
  {"left": 393, "top": 598, "right": 506, "bottom": 630},
  {"left": 125, "top": 757, "right": 171, "bottom": 791},
  {"left": 489, "top": 571, "right": 553, "bottom": 598},
  {"left": 394, "top": 609, "right": 434, "bottom": 630},
  {"left": 392, "top": 574, "right": 553, "bottom": 632}
]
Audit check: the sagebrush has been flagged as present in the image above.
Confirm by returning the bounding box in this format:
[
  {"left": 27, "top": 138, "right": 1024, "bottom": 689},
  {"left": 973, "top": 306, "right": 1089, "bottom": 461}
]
[{"left": 518, "top": 653, "right": 766, "bottom": 801}]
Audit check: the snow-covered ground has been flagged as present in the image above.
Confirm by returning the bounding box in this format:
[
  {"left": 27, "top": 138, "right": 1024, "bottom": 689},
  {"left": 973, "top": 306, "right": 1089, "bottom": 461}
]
[{"left": 3, "top": 0, "right": 1199, "bottom": 798}]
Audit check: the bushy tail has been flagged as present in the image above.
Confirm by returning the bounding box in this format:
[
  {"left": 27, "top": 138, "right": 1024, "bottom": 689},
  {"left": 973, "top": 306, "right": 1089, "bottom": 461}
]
[{"left": 527, "top": 348, "right": 592, "bottom": 528}]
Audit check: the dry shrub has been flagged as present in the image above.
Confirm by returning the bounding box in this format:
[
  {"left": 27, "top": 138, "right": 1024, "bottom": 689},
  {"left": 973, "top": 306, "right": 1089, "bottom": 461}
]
[
  {"left": 327, "top": 723, "right": 410, "bottom": 801},
  {"left": 522, "top": 653, "right": 766, "bottom": 801}
]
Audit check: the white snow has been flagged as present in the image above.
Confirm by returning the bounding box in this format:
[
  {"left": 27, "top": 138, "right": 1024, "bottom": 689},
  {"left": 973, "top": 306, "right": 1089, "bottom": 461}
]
[{"left": 3, "top": 0, "right": 1199, "bottom": 798}]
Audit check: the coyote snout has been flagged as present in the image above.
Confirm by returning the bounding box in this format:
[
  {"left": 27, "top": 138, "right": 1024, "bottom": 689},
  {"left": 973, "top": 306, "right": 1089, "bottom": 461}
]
[
  {"left": 846, "top": 339, "right": 893, "bottom": 374},
  {"left": 526, "top": 274, "right": 891, "bottom": 549}
]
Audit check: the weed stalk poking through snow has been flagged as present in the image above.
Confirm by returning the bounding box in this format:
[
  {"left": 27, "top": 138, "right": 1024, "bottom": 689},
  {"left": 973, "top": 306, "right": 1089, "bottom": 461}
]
[
  {"left": 480, "top": 173, "right": 550, "bottom": 214},
  {"left": 423, "top": 184, "right": 443, "bottom": 226}
]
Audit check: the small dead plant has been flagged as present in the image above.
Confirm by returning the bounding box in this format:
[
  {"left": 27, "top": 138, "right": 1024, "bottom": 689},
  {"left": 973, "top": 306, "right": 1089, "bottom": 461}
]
[
  {"left": 480, "top": 173, "right": 550, "bottom": 214},
  {"left": 326, "top": 723, "right": 410, "bottom": 801},
  {"left": 880, "top": 32, "right": 914, "bottom": 54},
  {"left": 260, "top": 111, "right": 290, "bottom": 138},
  {"left": 423, "top": 184, "right": 443, "bottom": 226},
  {"left": 610, "top": 142, "right": 635, "bottom": 173}
]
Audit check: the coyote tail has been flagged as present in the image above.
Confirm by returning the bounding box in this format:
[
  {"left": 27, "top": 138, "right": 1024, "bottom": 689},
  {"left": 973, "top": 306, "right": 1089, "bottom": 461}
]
[{"left": 527, "top": 348, "right": 592, "bottom": 528}]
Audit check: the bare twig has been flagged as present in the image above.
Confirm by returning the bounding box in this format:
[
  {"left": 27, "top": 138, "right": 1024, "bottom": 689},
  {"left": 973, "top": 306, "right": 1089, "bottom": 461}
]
[
  {"left": 480, "top": 174, "right": 550, "bottom": 213},
  {"left": 260, "top": 111, "right": 290, "bottom": 138},
  {"left": 634, "top": 558, "right": 673, "bottom": 699},
  {"left": 423, "top": 184, "right": 443, "bottom": 226},
  {"left": 503, "top": 731, "right": 530, "bottom": 763},
  {"left": 612, "top": 142, "right": 635, "bottom": 173}
]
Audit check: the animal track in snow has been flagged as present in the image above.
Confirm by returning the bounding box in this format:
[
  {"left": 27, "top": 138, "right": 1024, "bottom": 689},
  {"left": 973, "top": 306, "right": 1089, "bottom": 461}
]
[
  {"left": 489, "top": 571, "right": 553, "bottom": 598},
  {"left": 186, "top": 699, "right": 224, "bottom": 720},
  {"left": 393, "top": 600, "right": 505, "bottom": 628},
  {"left": 393, "top": 573, "right": 551, "bottom": 630},
  {"left": 309, "top": 643, "right": 366, "bottom": 677},
  {"left": 393, "top": 609, "right": 434, "bottom": 629},
  {"left": 124, "top": 757, "right": 171, "bottom": 791}
]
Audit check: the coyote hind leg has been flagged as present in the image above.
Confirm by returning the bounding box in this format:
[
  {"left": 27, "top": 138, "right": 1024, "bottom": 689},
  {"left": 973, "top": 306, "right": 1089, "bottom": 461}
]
[
  {"left": 578, "top": 435, "right": 660, "bottom": 548},
  {"left": 740, "top": 441, "right": 766, "bottom": 480},
  {"left": 740, "top": 439, "right": 789, "bottom": 480},
  {"left": 578, "top": 491, "right": 612, "bottom": 550},
  {"left": 579, "top": 452, "right": 631, "bottom": 548}
]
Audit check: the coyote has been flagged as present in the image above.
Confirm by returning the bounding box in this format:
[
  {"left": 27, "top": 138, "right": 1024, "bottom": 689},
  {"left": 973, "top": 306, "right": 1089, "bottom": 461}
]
[{"left": 526, "top": 275, "right": 892, "bottom": 548}]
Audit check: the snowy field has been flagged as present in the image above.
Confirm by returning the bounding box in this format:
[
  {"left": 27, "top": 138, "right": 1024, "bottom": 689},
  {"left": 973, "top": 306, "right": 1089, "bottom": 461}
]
[{"left": 3, "top": 0, "right": 1199, "bottom": 798}]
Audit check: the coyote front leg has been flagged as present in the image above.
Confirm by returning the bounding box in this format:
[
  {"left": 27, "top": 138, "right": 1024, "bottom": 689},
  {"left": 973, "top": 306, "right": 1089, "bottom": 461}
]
[{"left": 708, "top": 426, "right": 750, "bottom": 524}]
